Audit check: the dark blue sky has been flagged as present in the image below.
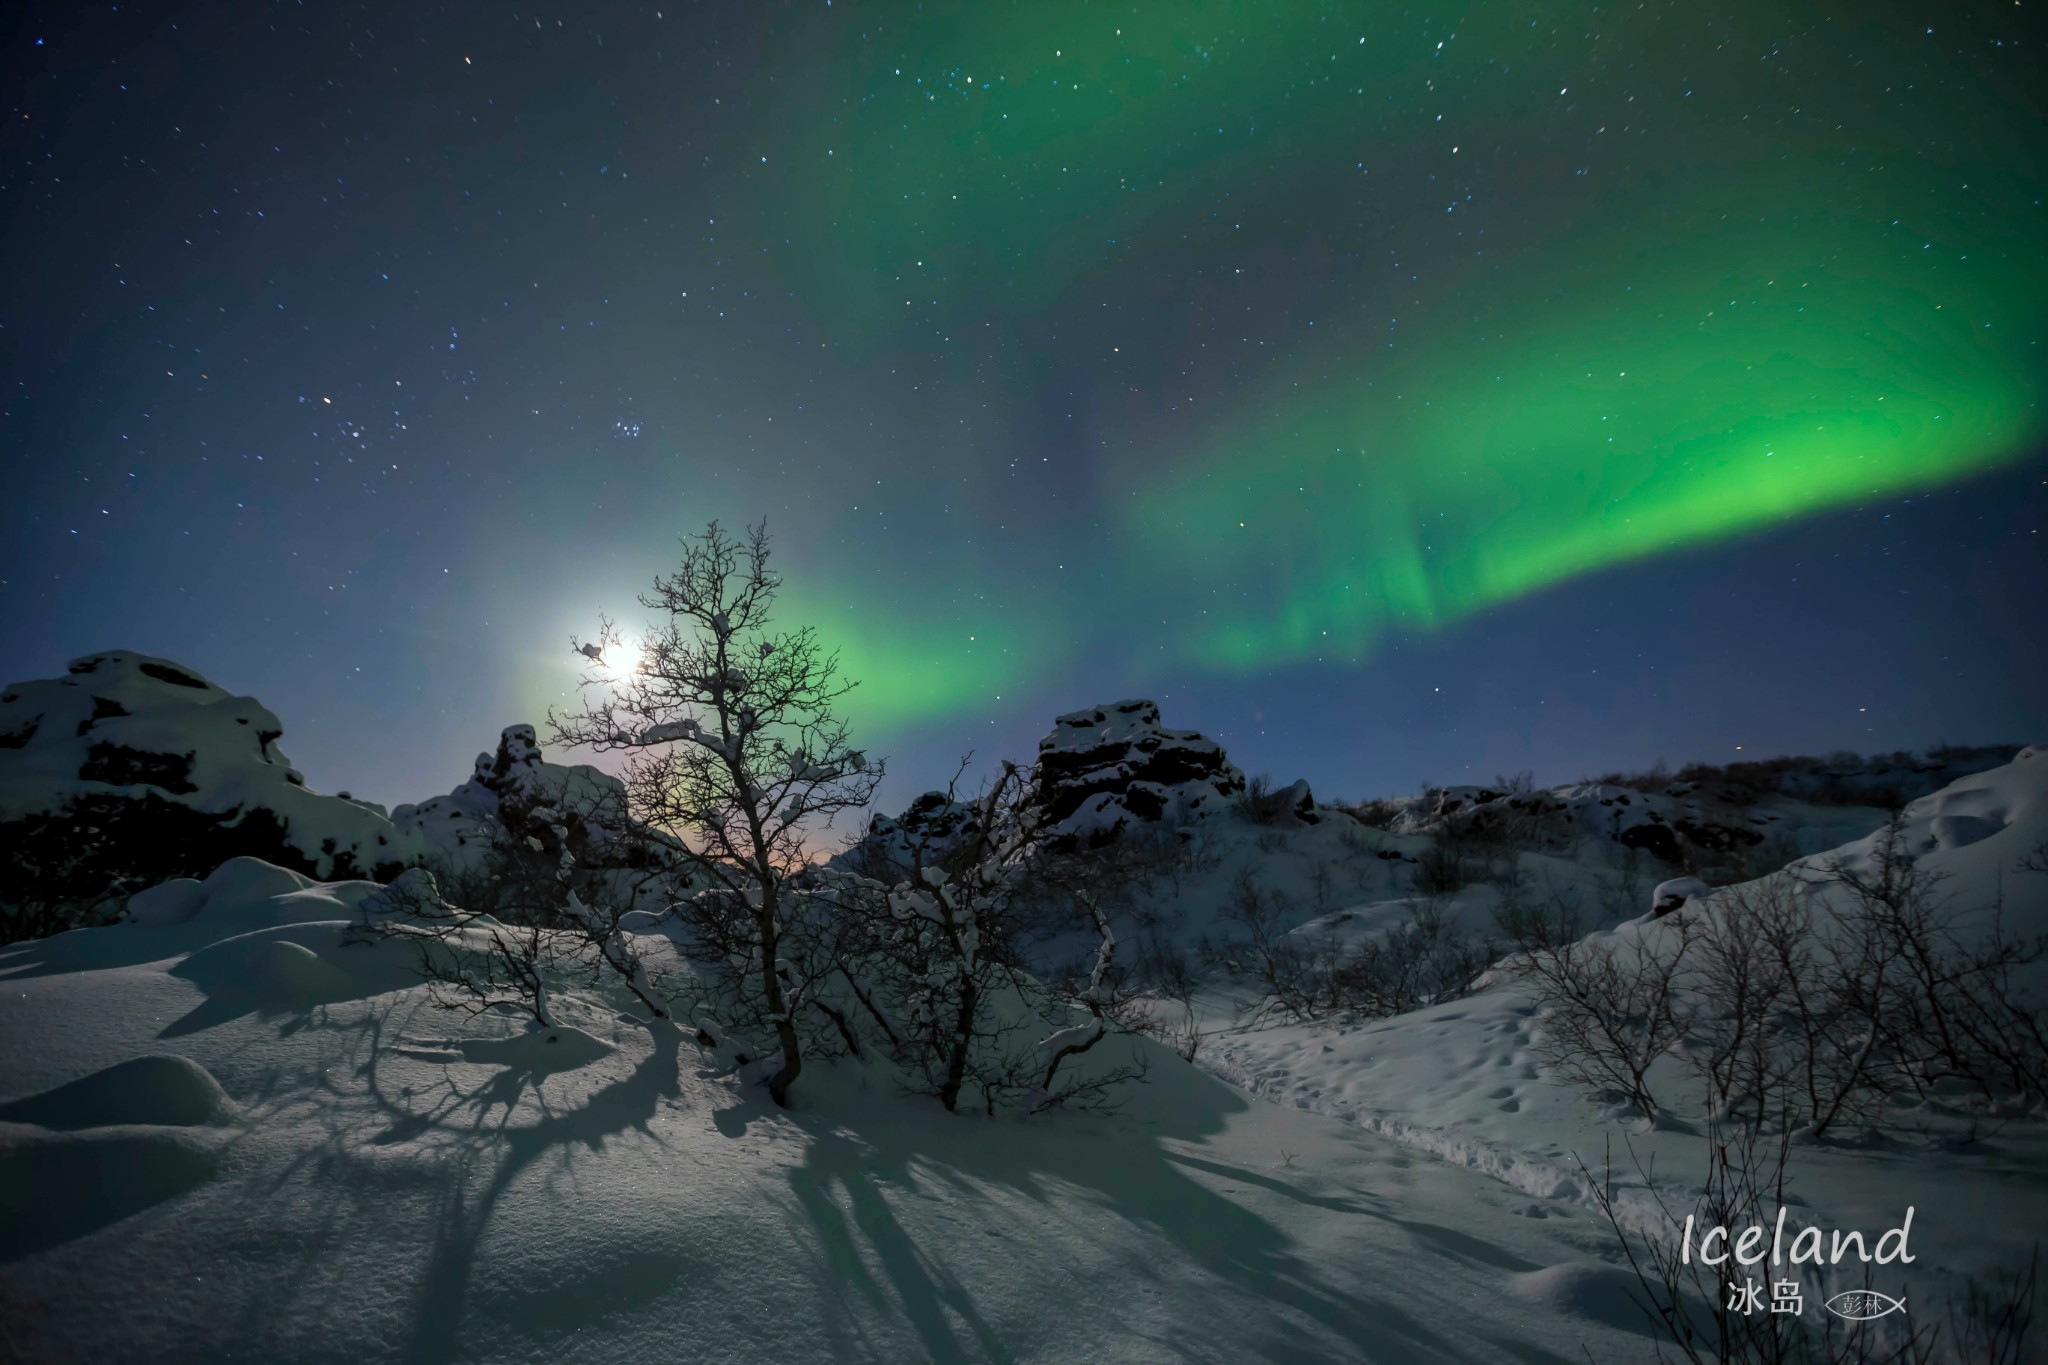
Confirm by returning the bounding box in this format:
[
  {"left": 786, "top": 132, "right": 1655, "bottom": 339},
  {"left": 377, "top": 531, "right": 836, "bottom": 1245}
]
[{"left": 3, "top": 1, "right": 2042, "bottom": 815}]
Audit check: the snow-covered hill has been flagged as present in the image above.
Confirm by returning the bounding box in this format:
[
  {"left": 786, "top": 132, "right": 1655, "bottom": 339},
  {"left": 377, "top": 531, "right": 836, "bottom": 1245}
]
[
  {"left": 1197, "top": 744, "right": 2048, "bottom": 1334},
  {"left": 0, "top": 652, "right": 416, "bottom": 929}
]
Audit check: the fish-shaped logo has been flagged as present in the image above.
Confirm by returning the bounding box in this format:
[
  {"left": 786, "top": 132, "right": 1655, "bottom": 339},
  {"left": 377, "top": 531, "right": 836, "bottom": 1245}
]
[{"left": 1823, "top": 1290, "right": 1907, "bottom": 1321}]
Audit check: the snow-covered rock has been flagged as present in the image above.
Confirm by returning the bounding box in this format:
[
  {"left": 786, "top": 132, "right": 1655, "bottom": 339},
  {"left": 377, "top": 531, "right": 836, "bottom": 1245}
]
[
  {"left": 1442, "top": 782, "right": 1771, "bottom": 865},
  {"left": 0, "top": 651, "right": 416, "bottom": 930},
  {"left": 390, "top": 723, "right": 679, "bottom": 875},
  {"left": 1277, "top": 777, "right": 1321, "bottom": 825},
  {"left": 836, "top": 790, "right": 986, "bottom": 878},
  {"left": 1370, "top": 748, "right": 2017, "bottom": 872},
  {"left": 1648, "top": 875, "right": 1710, "bottom": 918},
  {"left": 1032, "top": 699, "right": 1246, "bottom": 846}
]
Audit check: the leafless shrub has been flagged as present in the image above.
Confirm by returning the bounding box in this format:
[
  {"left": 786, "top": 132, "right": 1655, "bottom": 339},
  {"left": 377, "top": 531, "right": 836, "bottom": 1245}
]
[
  {"left": 1945, "top": 1248, "right": 2039, "bottom": 1365},
  {"left": 1492, "top": 875, "right": 1586, "bottom": 952},
  {"left": 1511, "top": 918, "right": 1695, "bottom": 1123},
  {"left": 1599, "top": 844, "right": 1653, "bottom": 924},
  {"left": 1579, "top": 1120, "right": 2034, "bottom": 1364},
  {"left": 822, "top": 764, "right": 1156, "bottom": 1116},
  {"left": 1132, "top": 937, "right": 1205, "bottom": 1061},
  {"left": 1411, "top": 833, "right": 1482, "bottom": 895},
  {"left": 1309, "top": 857, "right": 1337, "bottom": 909},
  {"left": 1682, "top": 877, "right": 1815, "bottom": 1128},
  {"left": 1212, "top": 868, "right": 1317, "bottom": 1022},
  {"left": 1210, "top": 870, "right": 1493, "bottom": 1024},
  {"left": 1241, "top": 772, "right": 1298, "bottom": 826},
  {"left": 1331, "top": 899, "right": 1496, "bottom": 1018},
  {"left": 1529, "top": 819, "right": 2048, "bottom": 1139},
  {"left": 1808, "top": 824, "right": 2048, "bottom": 1126}
]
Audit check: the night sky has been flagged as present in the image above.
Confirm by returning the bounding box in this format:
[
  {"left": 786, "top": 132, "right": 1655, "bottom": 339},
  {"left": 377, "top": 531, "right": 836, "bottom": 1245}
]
[{"left": 3, "top": 1, "right": 2043, "bottom": 815}]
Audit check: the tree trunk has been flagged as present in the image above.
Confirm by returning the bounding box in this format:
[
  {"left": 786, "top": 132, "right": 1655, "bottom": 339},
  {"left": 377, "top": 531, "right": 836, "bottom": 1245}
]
[
  {"left": 757, "top": 893, "right": 802, "bottom": 1106},
  {"left": 939, "top": 973, "right": 979, "bottom": 1113}
]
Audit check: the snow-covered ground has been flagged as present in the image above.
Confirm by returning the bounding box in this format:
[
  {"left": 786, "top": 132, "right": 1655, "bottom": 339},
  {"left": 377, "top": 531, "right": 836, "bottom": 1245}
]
[
  {"left": 2, "top": 860, "right": 1662, "bottom": 1362},
  {"left": 1198, "top": 745, "right": 2048, "bottom": 1338},
  {"left": 2, "top": 664, "right": 2042, "bottom": 1361}
]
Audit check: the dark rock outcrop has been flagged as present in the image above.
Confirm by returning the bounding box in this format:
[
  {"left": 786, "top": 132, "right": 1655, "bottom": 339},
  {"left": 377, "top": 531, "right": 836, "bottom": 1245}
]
[{"left": 1033, "top": 699, "right": 1246, "bottom": 846}]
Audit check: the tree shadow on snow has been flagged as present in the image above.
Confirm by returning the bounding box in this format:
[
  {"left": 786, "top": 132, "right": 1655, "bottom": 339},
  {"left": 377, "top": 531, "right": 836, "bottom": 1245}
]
[
  {"left": 386, "top": 1018, "right": 687, "bottom": 1365},
  {"left": 766, "top": 1049, "right": 1528, "bottom": 1365},
  {"left": 250, "top": 1003, "right": 1578, "bottom": 1365}
]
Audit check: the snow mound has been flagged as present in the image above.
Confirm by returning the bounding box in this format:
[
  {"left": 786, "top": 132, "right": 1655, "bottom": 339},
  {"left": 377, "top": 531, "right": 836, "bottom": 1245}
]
[
  {"left": 1034, "top": 699, "right": 1247, "bottom": 845},
  {"left": 247, "top": 938, "right": 361, "bottom": 1005},
  {"left": 0, "top": 1054, "right": 236, "bottom": 1130},
  {"left": 0, "top": 1124, "right": 228, "bottom": 1261},
  {"left": 124, "top": 857, "right": 374, "bottom": 934},
  {"left": 1508, "top": 1263, "right": 1657, "bottom": 1335},
  {"left": 125, "top": 876, "right": 206, "bottom": 926},
  {"left": 172, "top": 919, "right": 416, "bottom": 1014},
  {"left": 0, "top": 651, "right": 417, "bottom": 930}
]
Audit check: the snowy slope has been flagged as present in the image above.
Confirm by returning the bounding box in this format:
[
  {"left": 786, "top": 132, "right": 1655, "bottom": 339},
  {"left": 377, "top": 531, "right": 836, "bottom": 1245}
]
[
  {"left": 0, "top": 860, "right": 1669, "bottom": 1363},
  {"left": 1202, "top": 745, "right": 2048, "bottom": 1321}
]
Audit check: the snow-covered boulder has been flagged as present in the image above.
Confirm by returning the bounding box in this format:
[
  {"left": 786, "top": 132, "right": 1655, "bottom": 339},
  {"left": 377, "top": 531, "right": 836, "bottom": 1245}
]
[
  {"left": 0, "top": 651, "right": 416, "bottom": 932},
  {"left": 1279, "top": 777, "right": 1321, "bottom": 825},
  {"left": 1649, "top": 875, "right": 1710, "bottom": 918},
  {"left": 1033, "top": 699, "right": 1246, "bottom": 847}
]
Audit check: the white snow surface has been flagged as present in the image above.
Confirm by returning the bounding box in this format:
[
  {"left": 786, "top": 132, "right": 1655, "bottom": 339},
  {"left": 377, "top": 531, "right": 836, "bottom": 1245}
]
[
  {"left": 1, "top": 740, "right": 2042, "bottom": 1361},
  {"left": 4, "top": 879, "right": 1665, "bottom": 1361}
]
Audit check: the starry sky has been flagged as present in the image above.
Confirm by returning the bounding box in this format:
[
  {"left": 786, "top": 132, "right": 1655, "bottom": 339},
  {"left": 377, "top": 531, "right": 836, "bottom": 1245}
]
[{"left": 2, "top": 0, "right": 2044, "bottom": 815}]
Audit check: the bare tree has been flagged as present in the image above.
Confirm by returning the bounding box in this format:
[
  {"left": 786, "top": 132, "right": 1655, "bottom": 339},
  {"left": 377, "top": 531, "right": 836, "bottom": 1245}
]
[
  {"left": 1511, "top": 918, "right": 1695, "bottom": 1123},
  {"left": 865, "top": 760, "right": 1044, "bottom": 1113},
  {"left": 550, "top": 521, "right": 884, "bottom": 1106}
]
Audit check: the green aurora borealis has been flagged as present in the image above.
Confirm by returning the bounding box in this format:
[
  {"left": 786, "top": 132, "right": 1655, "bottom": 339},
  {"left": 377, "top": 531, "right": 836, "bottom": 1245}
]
[
  {"left": 6, "top": 0, "right": 2043, "bottom": 803},
  {"left": 723, "top": 0, "right": 2043, "bottom": 712}
]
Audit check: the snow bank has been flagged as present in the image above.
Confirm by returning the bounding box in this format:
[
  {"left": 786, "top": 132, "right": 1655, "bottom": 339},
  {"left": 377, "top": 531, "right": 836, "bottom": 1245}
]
[
  {"left": 1204, "top": 743, "right": 2048, "bottom": 1310},
  {"left": 0, "top": 1054, "right": 236, "bottom": 1130}
]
